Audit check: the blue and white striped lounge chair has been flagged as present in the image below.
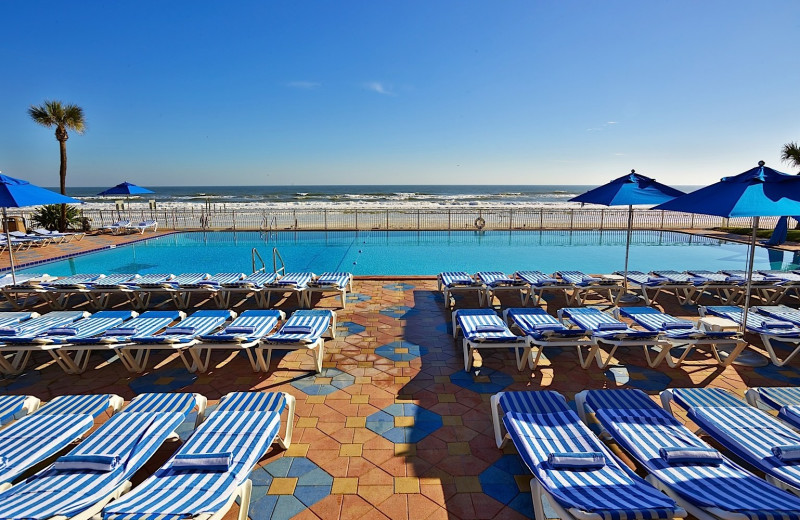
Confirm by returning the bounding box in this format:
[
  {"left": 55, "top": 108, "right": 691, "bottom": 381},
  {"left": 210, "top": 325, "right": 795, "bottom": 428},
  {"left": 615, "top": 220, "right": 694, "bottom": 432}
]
[
  {"left": 305, "top": 272, "right": 353, "bottom": 309},
  {"left": 8, "top": 231, "right": 52, "bottom": 247},
  {"left": 745, "top": 387, "right": 800, "bottom": 429},
  {"left": 69, "top": 273, "right": 142, "bottom": 310},
  {"left": 686, "top": 269, "right": 744, "bottom": 304},
  {"left": 259, "top": 272, "right": 313, "bottom": 308},
  {"left": 515, "top": 270, "right": 573, "bottom": 306},
  {"left": 0, "top": 395, "right": 40, "bottom": 428},
  {"left": 452, "top": 309, "right": 526, "bottom": 371},
  {"left": 719, "top": 270, "right": 786, "bottom": 304},
  {"left": 0, "top": 310, "right": 90, "bottom": 375},
  {"left": 128, "top": 273, "right": 210, "bottom": 310},
  {"left": 556, "top": 270, "right": 622, "bottom": 306},
  {"left": 54, "top": 310, "right": 184, "bottom": 374},
  {"left": 191, "top": 309, "right": 284, "bottom": 372},
  {"left": 100, "top": 220, "right": 131, "bottom": 235},
  {"left": 558, "top": 307, "right": 662, "bottom": 368},
  {"left": 31, "top": 227, "right": 85, "bottom": 242},
  {"left": 0, "top": 275, "right": 57, "bottom": 309},
  {"left": 700, "top": 305, "right": 800, "bottom": 366},
  {"left": 170, "top": 272, "right": 246, "bottom": 309},
  {"left": 503, "top": 308, "right": 593, "bottom": 370},
  {"left": 39, "top": 273, "right": 109, "bottom": 310},
  {"left": 259, "top": 309, "right": 335, "bottom": 374},
  {"left": 616, "top": 306, "right": 745, "bottom": 367},
  {"left": 475, "top": 271, "right": 528, "bottom": 307},
  {"left": 115, "top": 273, "right": 175, "bottom": 310},
  {"left": 437, "top": 271, "right": 484, "bottom": 308},
  {"left": 102, "top": 391, "right": 295, "bottom": 520},
  {"left": 0, "top": 392, "right": 205, "bottom": 520},
  {"left": 614, "top": 270, "right": 693, "bottom": 306},
  {"left": 0, "top": 311, "right": 39, "bottom": 329},
  {"left": 0, "top": 393, "right": 124, "bottom": 491},
  {"left": 215, "top": 271, "right": 278, "bottom": 309},
  {"left": 760, "top": 270, "right": 800, "bottom": 303},
  {"left": 3, "top": 274, "right": 104, "bottom": 311},
  {"left": 649, "top": 270, "right": 705, "bottom": 305},
  {"left": 125, "top": 309, "right": 236, "bottom": 372},
  {"left": 661, "top": 387, "right": 800, "bottom": 496},
  {"left": 129, "top": 219, "right": 158, "bottom": 234},
  {"left": 491, "top": 391, "right": 684, "bottom": 520},
  {"left": 575, "top": 388, "right": 800, "bottom": 520}
]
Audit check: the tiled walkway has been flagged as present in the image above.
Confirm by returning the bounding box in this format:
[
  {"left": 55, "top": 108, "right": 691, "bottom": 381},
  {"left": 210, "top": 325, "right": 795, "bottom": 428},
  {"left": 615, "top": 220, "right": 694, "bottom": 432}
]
[{"left": 0, "top": 281, "right": 793, "bottom": 519}]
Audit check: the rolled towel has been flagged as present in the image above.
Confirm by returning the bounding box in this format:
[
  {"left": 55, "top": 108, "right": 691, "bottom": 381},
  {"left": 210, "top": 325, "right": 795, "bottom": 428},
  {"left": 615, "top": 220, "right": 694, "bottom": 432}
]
[
  {"left": 316, "top": 278, "right": 340, "bottom": 285},
  {"left": 53, "top": 454, "right": 120, "bottom": 472},
  {"left": 646, "top": 276, "right": 669, "bottom": 283},
  {"left": 661, "top": 321, "right": 694, "bottom": 330},
  {"left": 534, "top": 277, "right": 559, "bottom": 285},
  {"left": 530, "top": 323, "right": 566, "bottom": 332},
  {"left": 548, "top": 452, "right": 606, "bottom": 469},
  {"left": 772, "top": 444, "right": 800, "bottom": 462},
  {"left": 164, "top": 326, "right": 197, "bottom": 335},
  {"left": 171, "top": 452, "right": 231, "bottom": 471},
  {"left": 197, "top": 281, "right": 220, "bottom": 287},
  {"left": 580, "top": 276, "right": 598, "bottom": 284},
  {"left": 103, "top": 327, "right": 138, "bottom": 336},
  {"left": 0, "top": 327, "right": 18, "bottom": 336},
  {"left": 595, "top": 322, "right": 628, "bottom": 331},
  {"left": 474, "top": 324, "right": 506, "bottom": 333},
  {"left": 224, "top": 325, "right": 257, "bottom": 335},
  {"left": 278, "top": 279, "right": 299, "bottom": 285},
  {"left": 659, "top": 446, "right": 723, "bottom": 466},
  {"left": 281, "top": 325, "right": 315, "bottom": 335},
  {"left": 44, "top": 327, "right": 79, "bottom": 336},
  {"left": 761, "top": 320, "right": 795, "bottom": 329}
]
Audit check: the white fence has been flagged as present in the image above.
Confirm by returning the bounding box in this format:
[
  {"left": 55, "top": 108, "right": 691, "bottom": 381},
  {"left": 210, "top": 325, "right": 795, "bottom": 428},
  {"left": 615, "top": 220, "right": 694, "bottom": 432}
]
[{"left": 12, "top": 207, "right": 783, "bottom": 232}]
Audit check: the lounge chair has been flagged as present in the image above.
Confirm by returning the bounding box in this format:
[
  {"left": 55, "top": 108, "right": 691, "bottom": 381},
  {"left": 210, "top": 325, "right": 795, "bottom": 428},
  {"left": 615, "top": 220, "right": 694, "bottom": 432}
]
[
  {"left": 615, "top": 270, "right": 693, "bottom": 306},
  {"left": 649, "top": 270, "right": 705, "bottom": 305},
  {"left": 170, "top": 272, "right": 246, "bottom": 309},
  {"left": 575, "top": 388, "right": 800, "bottom": 520},
  {"left": 719, "top": 269, "right": 785, "bottom": 304},
  {"left": 0, "top": 393, "right": 124, "bottom": 490},
  {"left": 42, "top": 274, "right": 139, "bottom": 310},
  {"left": 2, "top": 274, "right": 101, "bottom": 310},
  {"left": 745, "top": 386, "right": 800, "bottom": 429},
  {"left": 503, "top": 308, "right": 593, "bottom": 370},
  {"left": 475, "top": 271, "right": 528, "bottom": 307},
  {"left": 0, "top": 395, "right": 40, "bottom": 428},
  {"left": 8, "top": 230, "right": 52, "bottom": 247},
  {"left": 760, "top": 270, "right": 800, "bottom": 303},
  {"left": 686, "top": 269, "right": 745, "bottom": 304},
  {"left": 259, "top": 309, "right": 335, "bottom": 373},
  {"left": 100, "top": 220, "right": 131, "bottom": 235},
  {"left": 0, "top": 392, "right": 205, "bottom": 520},
  {"left": 437, "top": 271, "right": 484, "bottom": 308},
  {"left": 558, "top": 307, "right": 662, "bottom": 368},
  {"left": 556, "top": 270, "right": 622, "bottom": 306},
  {"left": 0, "top": 310, "right": 90, "bottom": 375},
  {"left": 55, "top": 310, "right": 184, "bottom": 374},
  {"left": 129, "top": 272, "right": 210, "bottom": 310},
  {"left": 113, "top": 273, "right": 175, "bottom": 310},
  {"left": 616, "top": 306, "right": 746, "bottom": 367},
  {"left": 215, "top": 271, "right": 278, "bottom": 309},
  {"left": 190, "top": 309, "right": 284, "bottom": 372},
  {"left": 514, "top": 270, "right": 572, "bottom": 306},
  {"left": 102, "top": 391, "right": 295, "bottom": 520},
  {"left": 700, "top": 305, "right": 800, "bottom": 366},
  {"left": 128, "top": 219, "right": 158, "bottom": 234},
  {"left": 0, "top": 311, "right": 39, "bottom": 328},
  {"left": 259, "top": 271, "right": 313, "bottom": 308},
  {"left": 662, "top": 387, "right": 800, "bottom": 495},
  {"left": 76, "top": 273, "right": 142, "bottom": 309},
  {"left": 305, "top": 272, "right": 353, "bottom": 309},
  {"left": 452, "top": 309, "right": 526, "bottom": 371},
  {"left": 124, "top": 309, "right": 235, "bottom": 372},
  {"left": 31, "top": 227, "right": 85, "bottom": 242},
  {"left": 489, "top": 390, "right": 685, "bottom": 520}
]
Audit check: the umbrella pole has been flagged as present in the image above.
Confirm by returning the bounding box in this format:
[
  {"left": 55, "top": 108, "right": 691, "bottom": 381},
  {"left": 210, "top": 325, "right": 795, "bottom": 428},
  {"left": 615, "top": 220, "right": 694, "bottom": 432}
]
[
  {"left": 3, "top": 207, "right": 16, "bottom": 285},
  {"left": 617, "top": 204, "right": 640, "bottom": 303},
  {"left": 741, "top": 216, "right": 758, "bottom": 333}
]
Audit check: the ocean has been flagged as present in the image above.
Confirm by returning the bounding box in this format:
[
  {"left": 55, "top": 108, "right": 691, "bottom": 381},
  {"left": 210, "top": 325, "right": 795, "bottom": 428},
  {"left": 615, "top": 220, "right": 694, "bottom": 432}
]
[{"left": 61, "top": 185, "right": 700, "bottom": 211}]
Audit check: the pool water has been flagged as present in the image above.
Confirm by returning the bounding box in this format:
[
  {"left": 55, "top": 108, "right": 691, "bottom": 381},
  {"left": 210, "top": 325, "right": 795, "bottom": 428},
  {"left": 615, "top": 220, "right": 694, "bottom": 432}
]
[{"left": 20, "top": 230, "right": 798, "bottom": 277}]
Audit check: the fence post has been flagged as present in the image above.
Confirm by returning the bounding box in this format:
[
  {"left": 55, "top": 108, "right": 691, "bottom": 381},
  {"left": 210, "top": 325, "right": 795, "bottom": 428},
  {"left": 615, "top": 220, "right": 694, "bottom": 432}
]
[
  {"left": 690, "top": 213, "right": 695, "bottom": 229},
  {"left": 386, "top": 209, "right": 389, "bottom": 230},
  {"left": 355, "top": 210, "right": 358, "bottom": 230},
  {"left": 232, "top": 210, "right": 236, "bottom": 230},
  {"left": 448, "top": 209, "right": 451, "bottom": 230},
  {"left": 539, "top": 209, "right": 543, "bottom": 229},
  {"left": 324, "top": 209, "right": 327, "bottom": 230},
  {"left": 600, "top": 209, "right": 605, "bottom": 230},
  {"left": 660, "top": 210, "right": 665, "bottom": 229},
  {"left": 509, "top": 209, "right": 513, "bottom": 230},
  {"left": 416, "top": 210, "right": 420, "bottom": 229},
  {"left": 569, "top": 209, "right": 574, "bottom": 230}
]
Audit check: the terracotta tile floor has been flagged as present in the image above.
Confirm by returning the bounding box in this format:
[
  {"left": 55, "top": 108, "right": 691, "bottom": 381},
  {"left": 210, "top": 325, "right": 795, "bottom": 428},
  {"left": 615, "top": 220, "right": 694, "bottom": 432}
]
[{"left": 0, "top": 279, "right": 796, "bottom": 519}]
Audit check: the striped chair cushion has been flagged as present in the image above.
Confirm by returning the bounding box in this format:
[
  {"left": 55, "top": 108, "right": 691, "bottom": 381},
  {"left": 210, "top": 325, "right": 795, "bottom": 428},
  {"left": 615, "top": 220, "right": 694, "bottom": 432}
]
[
  {"left": 264, "top": 310, "right": 332, "bottom": 344},
  {"left": 455, "top": 310, "right": 520, "bottom": 342},
  {"left": 438, "top": 271, "right": 476, "bottom": 287}
]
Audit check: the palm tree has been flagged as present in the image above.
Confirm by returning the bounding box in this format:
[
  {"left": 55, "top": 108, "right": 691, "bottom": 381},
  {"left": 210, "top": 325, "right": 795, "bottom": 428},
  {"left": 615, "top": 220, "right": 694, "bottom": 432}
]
[
  {"left": 28, "top": 100, "right": 85, "bottom": 231},
  {"left": 783, "top": 142, "right": 800, "bottom": 171}
]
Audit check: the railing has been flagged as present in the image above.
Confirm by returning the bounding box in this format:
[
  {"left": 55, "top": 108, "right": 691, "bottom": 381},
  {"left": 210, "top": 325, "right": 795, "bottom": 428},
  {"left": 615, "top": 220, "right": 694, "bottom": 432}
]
[
  {"left": 12, "top": 207, "right": 785, "bottom": 232},
  {"left": 251, "top": 248, "right": 266, "bottom": 274}
]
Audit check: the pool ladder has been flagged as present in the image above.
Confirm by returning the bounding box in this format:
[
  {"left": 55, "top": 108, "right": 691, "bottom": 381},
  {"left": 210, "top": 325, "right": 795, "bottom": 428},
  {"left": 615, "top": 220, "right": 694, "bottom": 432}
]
[{"left": 252, "top": 247, "right": 285, "bottom": 276}]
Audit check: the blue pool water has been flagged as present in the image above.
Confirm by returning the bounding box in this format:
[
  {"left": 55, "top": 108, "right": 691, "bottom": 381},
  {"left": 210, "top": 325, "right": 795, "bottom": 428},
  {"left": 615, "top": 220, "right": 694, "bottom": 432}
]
[{"left": 20, "top": 230, "right": 798, "bottom": 277}]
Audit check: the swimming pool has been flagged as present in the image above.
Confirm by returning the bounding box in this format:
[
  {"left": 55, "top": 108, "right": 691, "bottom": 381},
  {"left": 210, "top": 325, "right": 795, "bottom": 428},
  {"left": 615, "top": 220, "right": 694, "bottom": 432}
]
[{"left": 19, "top": 230, "right": 798, "bottom": 276}]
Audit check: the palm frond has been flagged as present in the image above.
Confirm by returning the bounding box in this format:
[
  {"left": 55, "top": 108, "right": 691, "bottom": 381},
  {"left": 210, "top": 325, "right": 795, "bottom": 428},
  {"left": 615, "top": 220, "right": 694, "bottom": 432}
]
[
  {"left": 782, "top": 142, "right": 800, "bottom": 170},
  {"left": 27, "top": 100, "right": 86, "bottom": 132}
]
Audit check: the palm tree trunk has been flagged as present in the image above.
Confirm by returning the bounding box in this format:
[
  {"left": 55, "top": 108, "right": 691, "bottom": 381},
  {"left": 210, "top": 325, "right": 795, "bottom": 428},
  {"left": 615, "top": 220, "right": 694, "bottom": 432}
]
[{"left": 58, "top": 138, "right": 67, "bottom": 232}]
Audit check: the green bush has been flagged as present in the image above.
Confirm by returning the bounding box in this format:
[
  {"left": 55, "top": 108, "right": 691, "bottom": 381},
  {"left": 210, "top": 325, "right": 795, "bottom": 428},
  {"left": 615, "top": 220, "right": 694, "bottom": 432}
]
[{"left": 30, "top": 204, "right": 82, "bottom": 231}]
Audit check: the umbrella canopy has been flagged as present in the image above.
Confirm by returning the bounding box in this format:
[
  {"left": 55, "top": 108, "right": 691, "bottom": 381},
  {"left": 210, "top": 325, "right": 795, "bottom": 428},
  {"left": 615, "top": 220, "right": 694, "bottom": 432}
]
[
  {"left": 571, "top": 170, "right": 685, "bottom": 206},
  {"left": 97, "top": 181, "right": 154, "bottom": 196},
  {"left": 570, "top": 170, "right": 685, "bottom": 300},
  {"left": 655, "top": 161, "right": 800, "bottom": 336},
  {"left": 0, "top": 173, "right": 82, "bottom": 284}
]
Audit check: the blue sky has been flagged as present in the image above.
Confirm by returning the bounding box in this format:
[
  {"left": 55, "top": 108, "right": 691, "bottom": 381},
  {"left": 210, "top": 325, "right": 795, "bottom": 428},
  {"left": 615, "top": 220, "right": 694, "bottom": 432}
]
[{"left": 1, "top": 1, "right": 798, "bottom": 187}]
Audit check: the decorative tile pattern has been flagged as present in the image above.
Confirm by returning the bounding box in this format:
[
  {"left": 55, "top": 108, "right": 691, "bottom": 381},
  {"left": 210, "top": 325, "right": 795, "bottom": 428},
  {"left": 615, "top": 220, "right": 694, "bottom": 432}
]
[
  {"left": 366, "top": 403, "right": 442, "bottom": 443},
  {"left": 129, "top": 367, "right": 197, "bottom": 393},
  {"left": 335, "top": 321, "right": 366, "bottom": 337},
  {"left": 604, "top": 364, "right": 673, "bottom": 391},
  {"left": 248, "top": 457, "right": 333, "bottom": 520},
  {"left": 382, "top": 282, "right": 415, "bottom": 291},
  {"left": 345, "top": 292, "right": 371, "bottom": 303},
  {"left": 290, "top": 368, "right": 355, "bottom": 395},
  {"left": 479, "top": 455, "right": 536, "bottom": 518},
  {"left": 375, "top": 340, "right": 427, "bottom": 361},
  {"left": 379, "top": 304, "right": 417, "bottom": 319},
  {"left": 450, "top": 367, "right": 513, "bottom": 394}
]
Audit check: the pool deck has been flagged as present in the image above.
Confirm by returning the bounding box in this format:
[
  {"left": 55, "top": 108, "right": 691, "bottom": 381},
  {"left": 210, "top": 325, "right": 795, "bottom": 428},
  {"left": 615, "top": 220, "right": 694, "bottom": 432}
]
[{"left": 0, "top": 234, "right": 797, "bottom": 519}]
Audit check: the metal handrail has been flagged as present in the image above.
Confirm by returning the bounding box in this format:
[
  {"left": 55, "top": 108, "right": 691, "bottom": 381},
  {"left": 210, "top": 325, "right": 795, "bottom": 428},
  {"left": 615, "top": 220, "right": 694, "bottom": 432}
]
[
  {"left": 272, "top": 247, "right": 286, "bottom": 276},
  {"left": 251, "top": 248, "right": 266, "bottom": 274}
]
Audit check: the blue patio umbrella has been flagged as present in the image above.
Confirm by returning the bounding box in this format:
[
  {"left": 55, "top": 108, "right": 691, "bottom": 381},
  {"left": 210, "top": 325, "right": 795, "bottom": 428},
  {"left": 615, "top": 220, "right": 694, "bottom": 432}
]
[
  {"left": 655, "top": 160, "right": 800, "bottom": 330},
  {"left": 570, "top": 170, "right": 685, "bottom": 301},
  {"left": 0, "top": 172, "right": 81, "bottom": 283},
  {"left": 98, "top": 182, "right": 154, "bottom": 218}
]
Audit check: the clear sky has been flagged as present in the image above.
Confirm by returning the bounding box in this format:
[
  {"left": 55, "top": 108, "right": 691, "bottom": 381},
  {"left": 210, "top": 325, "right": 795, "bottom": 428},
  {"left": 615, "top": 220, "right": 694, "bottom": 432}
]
[{"left": 1, "top": 1, "right": 798, "bottom": 187}]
